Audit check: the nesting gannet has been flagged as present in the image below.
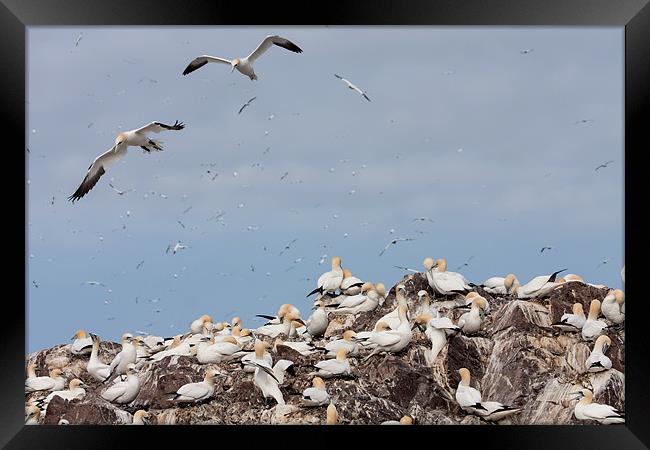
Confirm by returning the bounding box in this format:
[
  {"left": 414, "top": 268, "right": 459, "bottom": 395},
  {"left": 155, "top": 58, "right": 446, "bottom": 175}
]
[
  {"left": 429, "top": 258, "right": 472, "bottom": 296},
  {"left": 68, "top": 121, "right": 185, "bottom": 202},
  {"left": 302, "top": 377, "right": 330, "bottom": 406},
  {"left": 87, "top": 333, "right": 111, "bottom": 382},
  {"left": 190, "top": 314, "right": 213, "bottom": 334},
  {"left": 104, "top": 334, "right": 138, "bottom": 382},
  {"left": 39, "top": 378, "right": 89, "bottom": 414},
  {"left": 25, "top": 406, "right": 40, "bottom": 425},
  {"left": 306, "top": 300, "right": 329, "bottom": 338},
  {"left": 245, "top": 341, "right": 284, "bottom": 406},
  {"left": 416, "top": 290, "right": 438, "bottom": 317},
  {"left": 375, "top": 283, "right": 388, "bottom": 305},
  {"left": 585, "top": 335, "right": 612, "bottom": 373},
  {"left": 25, "top": 368, "right": 65, "bottom": 393},
  {"left": 482, "top": 274, "right": 520, "bottom": 296},
  {"left": 196, "top": 336, "right": 245, "bottom": 364},
  {"left": 182, "top": 35, "right": 302, "bottom": 80},
  {"left": 131, "top": 410, "right": 150, "bottom": 425},
  {"left": 231, "top": 326, "right": 253, "bottom": 346},
  {"left": 515, "top": 268, "right": 567, "bottom": 299},
  {"left": 256, "top": 303, "right": 302, "bottom": 325},
  {"left": 340, "top": 270, "right": 365, "bottom": 295},
  {"left": 363, "top": 305, "right": 412, "bottom": 360},
  {"left": 172, "top": 369, "right": 223, "bottom": 403},
  {"left": 601, "top": 289, "right": 625, "bottom": 324},
  {"left": 274, "top": 337, "right": 317, "bottom": 356},
  {"left": 413, "top": 312, "right": 460, "bottom": 363},
  {"left": 460, "top": 292, "right": 491, "bottom": 315},
  {"left": 334, "top": 74, "right": 371, "bottom": 102},
  {"left": 255, "top": 310, "right": 302, "bottom": 338},
  {"left": 373, "top": 284, "right": 408, "bottom": 331},
  {"left": 455, "top": 368, "right": 520, "bottom": 421},
  {"left": 381, "top": 416, "right": 413, "bottom": 425},
  {"left": 70, "top": 329, "right": 93, "bottom": 355},
  {"left": 310, "top": 348, "right": 352, "bottom": 378},
  {"left": 570, "top": 389, "right": 624, "bottom": 424},
  {"left": 326, "top": 402, "right": 339, "bottom": 424},
  {"left": 148, "top": 334, "right": 192, "bottom": 362},
  {"left": 458, "top": 297, "right": 487, "bottom": 335},
  {"left": 582, "top": 300, "right": 608, "bottom": 341},
  {"left": 551, "top": 303, "right": 586, "bottom": 332},
  {"left": 322, "top": 330, "right": 360, "bottom": 358},
  {"left": 307, "top": 256, "right": 344, "bottom": 297},
  {"left": 241, "top": 340, "right": 272, "bottom": 373},
  {"left": 101, "top": 364, "right": 141, "bottom": 404},
  {"left": 331, "top": 283, "right": 378, "bottom": 315}
]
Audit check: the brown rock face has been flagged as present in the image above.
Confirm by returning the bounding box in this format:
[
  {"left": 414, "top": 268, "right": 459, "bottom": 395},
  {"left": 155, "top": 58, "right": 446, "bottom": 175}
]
[{"left": 26, "top": 278, "right": 624, "bottom": 425}]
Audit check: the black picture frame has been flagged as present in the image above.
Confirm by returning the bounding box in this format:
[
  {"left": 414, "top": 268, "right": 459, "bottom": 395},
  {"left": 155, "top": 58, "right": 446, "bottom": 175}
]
[{"left": 3, "top": 0, "right": 648, "bottom": 448}]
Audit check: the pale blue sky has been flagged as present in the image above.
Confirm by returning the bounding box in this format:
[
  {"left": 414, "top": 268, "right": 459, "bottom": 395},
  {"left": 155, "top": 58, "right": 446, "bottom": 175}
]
[{"left": 26, "top": 27, "right": 623, "bottom": 353}]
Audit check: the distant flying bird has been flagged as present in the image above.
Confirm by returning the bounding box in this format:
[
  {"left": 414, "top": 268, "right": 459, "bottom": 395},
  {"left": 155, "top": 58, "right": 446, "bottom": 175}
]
[
  {"left": 108, "top": 183, "right": 134, "bottom": 196},
  {"left": 279, "top": 238, "right": 298, "bottom": 256},
  {"left": 81, "top": 281, "right": 106, "bottom": 287},
  {"left": 597, "top": 258, "right": 611, "bottom": 268},
  {"left": 574, "top": 119, "right": 594, "bottom": 125},
  {"left": 334, "top": 74, "right": 371, "bottom": 102},
  {"left": 393, "top": 265, "right": 419, "bottom": 274},
  {"left": 379, "top": 238, "right": 415, "bottom": 256},
  {"left": 177, "top": 220, "right": 186, "bottom": 229},
  {"left": 182, "top": 35, "right": 303, "bottom": 80},
  {"left": 594, "top": 160, "right": 614, "bottom": 171},
  {"left": 68, "top": 121, "right": 185, "bottom": 203},
  {"left": 166, "top": 242, "right": 189, "bottom": 255},
  {"left": 412, "top": 217, "right": 434, "bottom": 223},
  {"left": 32, "top": 281, "right": 39, "bottom": 288},
  {"left": 136, "top": 260, "right": 144, "bottom": 269},
  {"left": 183, "top": 206, "right": 192, "bottom": 214},
  {"left": 238, "top": 97, "right": 257, "bottom": 115},
  {"left": 280, "top": 172, "right": 289, "bottom": 181},
  {"left": 540, "top": 246, "right": 553, "bottom": 253},
  {"left": 455, "top": 256, "right": 475, "bottom": 271},
  {"left": 74, "top": 33, "right": 83, "bottom": 47},
  {"left": 520, "top": 48, "right": 534, "bottom": 54}
]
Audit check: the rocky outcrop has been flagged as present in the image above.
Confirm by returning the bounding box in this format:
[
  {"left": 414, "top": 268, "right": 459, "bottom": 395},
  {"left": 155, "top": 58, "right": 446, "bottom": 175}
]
[{"left": 25, "top": 275, "right": 624, "bottom": 425}]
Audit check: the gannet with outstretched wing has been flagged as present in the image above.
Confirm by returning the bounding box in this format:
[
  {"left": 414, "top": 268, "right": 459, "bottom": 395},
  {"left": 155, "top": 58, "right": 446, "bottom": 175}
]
[{"left": 334, "top": 74, "right": 371, "bottom": 102}]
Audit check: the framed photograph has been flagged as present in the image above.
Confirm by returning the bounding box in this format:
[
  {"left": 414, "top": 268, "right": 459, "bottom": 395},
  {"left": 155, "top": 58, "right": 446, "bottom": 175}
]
[{"left": 3, "top": 0, "right": 648, "bottom": 448}]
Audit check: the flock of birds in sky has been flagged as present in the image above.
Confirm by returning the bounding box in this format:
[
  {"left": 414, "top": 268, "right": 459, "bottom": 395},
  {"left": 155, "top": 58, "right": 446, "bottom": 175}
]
[
  {"left": 26, "top": 253, "right": 626, "bottom": 425},
  {"left": 27, "top": 32, "right": 624, "bottom": 426}
]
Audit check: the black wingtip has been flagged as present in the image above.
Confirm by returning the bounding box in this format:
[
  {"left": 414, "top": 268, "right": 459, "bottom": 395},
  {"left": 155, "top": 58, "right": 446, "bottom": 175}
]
[{"left": 306, "top": 287, "right": 322, "bottom": 297}]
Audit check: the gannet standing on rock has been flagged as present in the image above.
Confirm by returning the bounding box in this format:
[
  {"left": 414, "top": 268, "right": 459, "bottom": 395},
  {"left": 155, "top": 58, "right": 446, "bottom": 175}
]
[
  {"left": 195, "top": 336, "right": 246, "bottom": 364},
  {"left": 363, "top": 304, "right": 412, "bottom": 360},
  {"left": 310, "top": 348, "right": 352, "bottom": 378},
  {"left": 256, "top": 303, "right": 301, "bottom": 326},
  {"left": 245, "top": 340, "right": 284, "bottom": 406},
  {"left": 413, "top": 312, "right": 460, "bottom": 364},
  {"left": 306, "top": 300, "right": 329, "bottom": 338},
  {"left": 241, "top": 339, "right": 272, "bottom": 373},
  {"left": 374, "top": 284, "right": 408, "bottom": 330},
  {"left": 461, "top": 292, "right": 491, "bottom": 314},
  {"left": 516, "top": 268, "right": 568, "bottom": 299},
  {"left": 455, "top": 368, "right": 520, "bottom": 422},
  {"left": 585, "top": 335, "right": 612, "bottom": 372},
  {"left": 87, "top": 334, "right": 111, "bottom": 382},
  {"left": 182, "top": 35, "right": 303, "bottom": 81},
  {"left": 307, "top": 256, "right": 344, "bottom": 297},
  {"left": 301, "top": 377, "right": 330, "bottom": 406},
  {"left": 601, "top": 289, "right": 625, "bottom": 324},
  {"left": 70, "top": 329, "right": 93, "bottom": 355},
  {"left": 38, "top": 378, "right": 89, "bottom": 414},
  {"left": 570, "top": 388, "right": 624, "bottom": 424},
  {"left": 147, "top": 334, "right": 191, "bottom": 362},
  {"left": 330, "top": 283, "right": 378, "bottom": 315},
  {"left": 172, "top": 369, "right": 223, "bottom": 403},
  {"left": 104, "top": 333, "right": 137, "bottom": 383},
  {"left": 323, "top": 330, "right": 360, "bottom": 358},
  {"left": 340, "top": 270, "right": 365, "bottom": 295},
  {"left": 551, "top": 303, "right": 586, "bottom": 332},
  {"left": 101, "top": 364, "right": 141, "bottom": 404},
  {"left": 190, "top": 314, "right": 213, "bottom": 334},
  {"left": 582, "top": 300, "right": 608, "bottom": 341},
  {"left": 458, "top": 297, "right": 487, "bottom": 335},
  {"left": 429, "top": 258, "right": 472, "bottom": 296},
  {"left": 482, "top": 274, "right": 519, "bottom": 296},
  {"left": 254, "top": 310, "right": 302, "bottom": 338},
  {"left": 25, "top": 368, "right": 65, "bottom": 393},
  {"left": 416, "top": 290, "right": 437, "bottom": 317}
]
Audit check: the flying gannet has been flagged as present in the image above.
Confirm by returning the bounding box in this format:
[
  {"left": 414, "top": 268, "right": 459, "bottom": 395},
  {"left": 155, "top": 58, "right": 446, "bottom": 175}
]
[
  {"left": 182, "top": 35, "right": 303, "bottom": 80},
  {"left": 68, "top": 121, "right": 185, "bottom": 202},
  {"left": 334, "top": 74, "right": 371, "bottom": 102}
]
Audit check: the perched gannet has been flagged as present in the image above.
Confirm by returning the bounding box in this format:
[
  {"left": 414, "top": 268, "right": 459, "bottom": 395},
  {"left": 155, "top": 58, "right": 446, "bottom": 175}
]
[
  {"left": 68, "top": 120, "right": 185, "bottom": 202},
  {"left": 231, "top": 326, "right": 253, "bottom": 346},
  {"left": 25, "top": 406, "right": 40, "bottom": 425},
  {"left": 516, "top": 268, "right": 567, "bottom": 299},
  {"left": 331, "top": 283, "right": 378, "bottom": 315},
  {"left": 551, "top": 303, "right": 586, "bottom": 332},
  {"left": 310, "top": 348, "right": 352, "bottom": 378},
  {"left": 416, "top": 290, "right": 437, "bottom": 317},
  {"left": 182, "top": 35, "right": 302, "bottom": 80},
  {"left": 375, "top": 283, "right": 387, "bottom": 304},
  {"left": 272, "top": 359, "right": 295, "bottom": 384},
  {"left": 306, "top": 300, "right": 329, "bottom": 338},
  {"left": 455, "top": 368, "right": 520, "bottom": 421},
  {"left": 255, "top": 311, "right": 302, "bottom": 338},
  {"left": 601, "top": 289, "right": 625, "bottom": 324},
  {"left": 25, "top": 368, "right": 65, "bottom": 393},
  {"left": 458, "top": 297, "right": 487, "bottom": 335},
  {"left": 460, "top": 292, "right": 491, "bottom": 315},
  {"left": 323, "top": 330, "right": 360, "bottom": 358},
  {"left": 307, "top": 256, "right": 344, "bottom": 297},
  {"left": 39, "top": 378, "right": 89, "bottom": 414},
  {"left": 87, "top": 333, "right": 111, "bottom": 382},
  {"left": 326, "top": 403, "right": 339, "bottom": 424},
  {"left": 196, "top": 336, "right": 245, "bottom": 364},
  {"left": 340, "top": 270, "right": 365, "bottom": 295},
  {"left": 101, "top": 364, "right": 141, "bottom": 404},
  {"left": 70, "top": 329, "right": 93, "bottom": 355},
  {"left": 105, "top": 334, "right": 138, "bottom": 382},
  {"left": 571, "top": 389, "right": 624, "bottom": 424},
  {"left": 256, "top": 303, "right": 301, "bottom": 325},
  {"left": 381, "top": 416, "right": 413, "bottom": 425},
  {"left": 373, "top": 284, "right": 408, "bottom": 331},
  {"left": 148, "top": 334, "right": 191, "bottom": 362},
  {"left": 131, "top": 410, "right": 150, "bottom": 425},
  {"left": 241, "top": 340, "right": 272, "bottom": 373},
  {"left": 172, "top": 369, "right": 223, "bottom": 403},
  {"left": 190, "top": 314, "right": 213, "bottom": 334},
  {"left": 245, "top": 341, "right": 284, "bottom": 406},
  {"left": 582, "top": 300, "right": 608, "bottom": 341},
  {"left": 482, "top": 274, "right": 519, "bottom": 296},
  {"left": 143, "top": 335, "right": 165, "bottom": 353},
  {"left": 423, "top": 257, "right": 438, "bottom": 290},
  {"left": 563, "top": 274, "right": 585, "bottom": 283},
  {"left": 585, "top": 335, "right": 612, "bottom": 373},
  {"left": 413, "top": 312, "right": 460, "bottom": 363},
  {"left": 274, "top": 337, "right": 317, "bottom": 356},
  {"left": 334, "top": 74, "right": 371, "bottom": 102},
  {"left": 302, "top": 377, "right": 330, "bottom": 406},
  {"left": 363, "top": 305, "right": 412, "bottom": 360},
  {"left": 429, "top": 258, "right": 472, "bottom": 296}
]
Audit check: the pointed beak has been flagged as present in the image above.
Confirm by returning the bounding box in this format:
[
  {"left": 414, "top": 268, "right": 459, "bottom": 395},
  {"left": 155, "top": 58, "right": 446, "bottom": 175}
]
[{"left": 231, "top": 65, "right": 236, "bottom": 73}]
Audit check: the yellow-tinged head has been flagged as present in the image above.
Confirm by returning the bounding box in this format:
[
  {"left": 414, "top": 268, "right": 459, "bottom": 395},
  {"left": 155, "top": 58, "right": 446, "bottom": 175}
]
[
  {"left": 222, "top": 336, "right": 238, "bottom": 345},
  {"left": 595, "top": 335, "right": 611, "bottom": 352},
  {"left": 572, "top": 303, "right": 585, "bottom": 316},
  {"left": 331, "top": 256, "right": 342, "bottom": 270},
  {"left": 134, "top": 410, "right": 149, "bottom": 420},
  {"left": 361, "top": 282, "right": 374, "bottom": 293},
  {"left": 336, "top": 348, "right": 349, "bottom": 361},
  {"left": 254, "top": 339, "right": 270, "bottom": 358},
  {"left": 400, "top": 415, "right": 413, "bottom": 425},
  {"left": 313, "top": 377, "right": 326, "bottom": 389},
  {"left": 205, "top": 369, "right": 221, "bottom": 381},
  {"left": 465, "top": 292, "right": 479, "bottom": 300},
  {"left": 375, "top": 283, "right": 386, "bottom": 297},
  {"left": 342, "top": 330, "right": 357, "bottom": 341},
  {"left": 473, "top": 297, "right": 487, "bottom": 310},
  {"left": 278, "top": 303, "right": 292, "bottom": 318},
  {"left": 566, "top": 274, "right": 584, "bottom": 282},
  {"left": 232, "top": 316, "right": 242, "bottom": 327},
  {"left": 69, "top": 378, "right": 86, "bottom": 390},
  {"left": 614, "top": 289, "right": 625, "bottom": 304},
  {"left": 436, "top": 258, "right": 447, "bottom": 273},
  {"left": 326, "top": 403, "right": 338, "bottom": 424},
  {"left": 375, "top": 321, "right": 391, "bottom": 332},
  {"left": 115, "top": 132, "right": 127, "bottom": 146},
  {"left": 72, "top": 329, "right": 88, "bottom": 340},
  {"left": 50, "top": 368, "right": 63, "bottom": 378},
  {"left": 343, "top": 269, "right": 353, "bottom": 279},
  {"left": 458, "top": 367, "right": 471, "bottom": 385},
  {"left": 414, "top": 313, "right": 434, "bottom": 325},
  {"left": 588, "top": 299, "right": 601, "bottom": 319},
  {"left": 120, "top": 333, "right": 133, "bottom": 343},
  {"left": 423, "top": 257, "right": 435, "bottom": 271},
  {"left": 200, "top": 314, "right": 212, "bottom": 323},
  {"left": 504, "top": 274, "right": 517, "bottom": 290}
]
